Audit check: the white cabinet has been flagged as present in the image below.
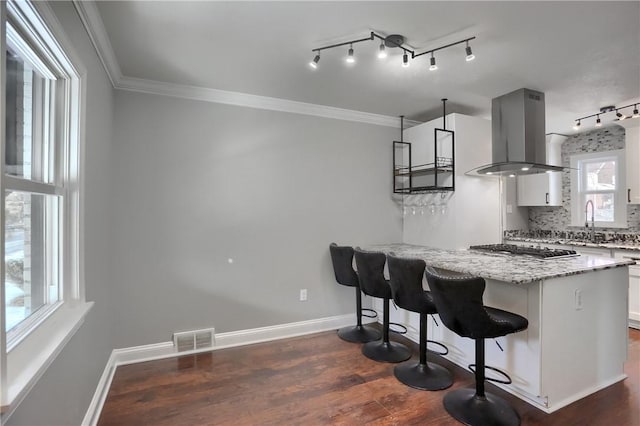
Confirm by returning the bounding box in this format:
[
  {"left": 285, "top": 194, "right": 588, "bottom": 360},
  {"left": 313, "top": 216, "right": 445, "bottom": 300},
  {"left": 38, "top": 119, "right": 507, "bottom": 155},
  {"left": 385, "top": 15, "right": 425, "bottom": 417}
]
[
  {"left": 622, "top": 121, "right": 640, "bottom": 204},
  {"left": 614, "top": 250, "right": 640, "bottom": 329},
  {"left": 629, "top": 267, "right": 640, "bottom": 329},
  {"left": 517, "top": 173, "right": 561, "bottom": 206},
  {"left": 401, "top": 114, "right": 500, "bottom": 249},
  {"left": 516, "top": 134, "right": 565, "bottom": 207}
]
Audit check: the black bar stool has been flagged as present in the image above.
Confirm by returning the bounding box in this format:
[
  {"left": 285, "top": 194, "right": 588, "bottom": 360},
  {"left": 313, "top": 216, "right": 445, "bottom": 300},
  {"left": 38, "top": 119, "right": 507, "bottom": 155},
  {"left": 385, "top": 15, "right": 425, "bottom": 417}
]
[
  {"left": 329, "top": 243, "right": 380, "bottom": 343},
  {"left": 354, "top": 248, "right": 411, "bottom": 363},
  {"left": 387, "top": 254, "right": 453, "bottom": 391},
  {"left": 425, "top": 267, "right": 528, "bottom": 426}
]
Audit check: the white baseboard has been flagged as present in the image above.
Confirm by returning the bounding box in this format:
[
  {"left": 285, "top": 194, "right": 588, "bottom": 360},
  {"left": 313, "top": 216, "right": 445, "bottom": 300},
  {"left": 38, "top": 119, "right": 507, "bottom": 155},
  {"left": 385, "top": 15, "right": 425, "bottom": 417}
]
[{"left": 82, "top": 313, "right": 372, "bottom": 425}]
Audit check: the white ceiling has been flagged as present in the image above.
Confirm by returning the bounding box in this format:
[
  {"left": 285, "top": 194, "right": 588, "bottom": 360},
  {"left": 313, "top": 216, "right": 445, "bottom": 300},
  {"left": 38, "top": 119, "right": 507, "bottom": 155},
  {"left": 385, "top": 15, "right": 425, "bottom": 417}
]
[{"left": 94, "top": 1, "right": 640, "bottom": 134}]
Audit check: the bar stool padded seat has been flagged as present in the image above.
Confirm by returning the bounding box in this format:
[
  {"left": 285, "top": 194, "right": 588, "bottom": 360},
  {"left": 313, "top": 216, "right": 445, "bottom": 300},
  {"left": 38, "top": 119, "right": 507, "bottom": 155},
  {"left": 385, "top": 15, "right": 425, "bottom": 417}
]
[{"left": 425, "top": 267, "right": 528, "bottom": 426}]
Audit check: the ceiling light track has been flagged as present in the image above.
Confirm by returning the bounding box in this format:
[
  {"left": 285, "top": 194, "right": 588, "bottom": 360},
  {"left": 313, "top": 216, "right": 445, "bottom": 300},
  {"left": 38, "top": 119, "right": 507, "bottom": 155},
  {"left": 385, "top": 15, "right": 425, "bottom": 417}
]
[
  {"left": 573, "top": 103, "right": 640, "bottom": 130},
  {"left": 309, "top": 31, "right": 476, "bottom": 69}
]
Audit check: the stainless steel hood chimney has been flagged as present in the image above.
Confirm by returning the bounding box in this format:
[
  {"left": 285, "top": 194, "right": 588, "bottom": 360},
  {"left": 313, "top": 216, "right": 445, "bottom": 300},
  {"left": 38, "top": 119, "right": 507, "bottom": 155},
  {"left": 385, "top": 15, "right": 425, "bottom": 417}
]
[{"left": 469, "top": 88, "right": 563, "bottom": 176}]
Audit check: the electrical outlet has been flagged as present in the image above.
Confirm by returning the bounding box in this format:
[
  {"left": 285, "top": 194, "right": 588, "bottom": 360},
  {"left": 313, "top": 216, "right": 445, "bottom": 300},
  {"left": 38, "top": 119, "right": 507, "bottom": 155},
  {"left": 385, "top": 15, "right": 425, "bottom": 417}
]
[
  {"left": 575, "top": 289, "right": 583, "bottom": 310},
  {"left": 506, "top": 204, "right": 513, "bottom": 214},
  {"left": 299, "top": 289, "right": 308, "bottom": 301}
]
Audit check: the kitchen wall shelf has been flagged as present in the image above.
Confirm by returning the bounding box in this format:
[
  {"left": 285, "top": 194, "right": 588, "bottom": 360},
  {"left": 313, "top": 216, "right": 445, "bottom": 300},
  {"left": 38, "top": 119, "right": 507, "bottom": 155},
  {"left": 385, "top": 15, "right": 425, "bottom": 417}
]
[{"left": 393, "top": 128, "right": 455, "bottom": 194}]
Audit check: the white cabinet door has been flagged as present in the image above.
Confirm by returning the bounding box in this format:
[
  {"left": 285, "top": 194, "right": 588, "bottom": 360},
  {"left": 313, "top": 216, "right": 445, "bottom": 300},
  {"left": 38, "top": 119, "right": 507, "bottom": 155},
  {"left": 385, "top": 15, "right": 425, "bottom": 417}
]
[
  {"left": 629, "top": 267, "right": 640, "bottom": 329},
  {"left": 517, "top": 172, "right": 562, "bottom": 206},
  {"left": 624, "top": 124, "right": 640, "bottom": 204},
  {"left": 516, "top": 134, "right": 563, "bottom": 207},
  {"left": 614, "top": 250, "right": 640, "bottom": 329}
]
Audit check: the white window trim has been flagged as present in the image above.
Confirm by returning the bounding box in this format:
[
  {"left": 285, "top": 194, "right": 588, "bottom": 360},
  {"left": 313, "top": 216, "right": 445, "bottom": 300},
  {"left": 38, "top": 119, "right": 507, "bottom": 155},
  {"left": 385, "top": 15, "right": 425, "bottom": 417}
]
[
  {"left": 570, "top": 149, "right": 627, "bottom": 228},
  {"left": 1, "top": 0, "right": 91, "bottom": 417}
]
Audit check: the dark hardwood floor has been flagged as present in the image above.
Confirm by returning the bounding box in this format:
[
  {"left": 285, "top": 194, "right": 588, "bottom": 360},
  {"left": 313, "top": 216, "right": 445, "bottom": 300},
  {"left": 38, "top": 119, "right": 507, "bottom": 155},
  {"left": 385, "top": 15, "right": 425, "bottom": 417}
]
[{"left": 99, "top": 328, "right": 640, "bottom": 425}]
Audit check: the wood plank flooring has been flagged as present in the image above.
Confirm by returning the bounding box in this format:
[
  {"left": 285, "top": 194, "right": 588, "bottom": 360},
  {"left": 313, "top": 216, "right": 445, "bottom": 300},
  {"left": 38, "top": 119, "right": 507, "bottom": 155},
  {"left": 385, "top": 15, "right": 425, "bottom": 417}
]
[{"left": 99, "top": 328, "right": 640, "bottom": 425}]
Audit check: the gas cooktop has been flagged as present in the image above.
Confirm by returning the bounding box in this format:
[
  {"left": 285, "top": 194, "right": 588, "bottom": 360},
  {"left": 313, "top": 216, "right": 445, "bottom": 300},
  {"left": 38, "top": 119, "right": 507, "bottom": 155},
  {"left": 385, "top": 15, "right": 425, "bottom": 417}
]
[{"left": 469, "top": 244, "right": 579, "bottom": 259}]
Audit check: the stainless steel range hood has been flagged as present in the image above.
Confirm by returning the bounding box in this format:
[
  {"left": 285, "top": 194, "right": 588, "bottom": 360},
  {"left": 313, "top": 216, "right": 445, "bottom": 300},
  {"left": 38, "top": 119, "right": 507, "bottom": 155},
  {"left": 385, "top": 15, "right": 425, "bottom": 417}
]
[{"left": 468, "top": 88, "right": 563, "bottom": 176}]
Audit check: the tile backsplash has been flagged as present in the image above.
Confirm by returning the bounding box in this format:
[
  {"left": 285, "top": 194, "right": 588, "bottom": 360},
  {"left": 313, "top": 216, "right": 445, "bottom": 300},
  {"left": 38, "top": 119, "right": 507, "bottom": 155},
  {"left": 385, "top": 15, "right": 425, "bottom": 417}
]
[
  {"left": 527, "top": 125, "right": 640, "bottom": 233},
  {"left": 504, "top": 228, "right": 640, "bottom": 245}
]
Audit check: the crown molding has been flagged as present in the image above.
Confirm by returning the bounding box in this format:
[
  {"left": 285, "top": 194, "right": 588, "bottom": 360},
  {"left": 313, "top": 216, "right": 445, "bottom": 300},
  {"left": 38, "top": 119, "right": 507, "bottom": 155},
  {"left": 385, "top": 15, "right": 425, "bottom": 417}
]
[
  {"left": 117, "top": 76, "right": 421, "bottom": 128},
  {"left": 72, "top": 0, "right": 121, "bottom": 86},
  {"left": 72, "top": 1, "right": 421, "bottom": 128}
]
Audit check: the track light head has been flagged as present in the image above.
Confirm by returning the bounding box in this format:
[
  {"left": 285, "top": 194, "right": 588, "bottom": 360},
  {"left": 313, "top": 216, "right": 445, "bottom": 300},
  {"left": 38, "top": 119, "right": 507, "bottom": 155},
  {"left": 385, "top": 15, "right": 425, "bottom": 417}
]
[
  {"left": 595, "top": 115, "right": 602, "bottom": 127},
  {"left": 378, "top": 42, "right": 387, "bottom": 59},
  {"left": 573, "top": 120, "right": 581, "bottom": 131},
  {"left": 309, "top": 53, "right": 320, "bottom": 69},
  {"left": 633, "top": 105, "right": 639, "bottom": 118},
  {"left": 429, "top": 54, "right": 437, "bottom": 71},
  {"left": 346, "top": 44, "right": 355, "bottom": 64},
  {"left": 465, "top": 42, "right": 475, "bottom": 61},
  {"left": 616, "top": 110, "right": 626, "bottom": 121},
  {"left": 402, "top": 52, "right": 409, "bottom": 67}
]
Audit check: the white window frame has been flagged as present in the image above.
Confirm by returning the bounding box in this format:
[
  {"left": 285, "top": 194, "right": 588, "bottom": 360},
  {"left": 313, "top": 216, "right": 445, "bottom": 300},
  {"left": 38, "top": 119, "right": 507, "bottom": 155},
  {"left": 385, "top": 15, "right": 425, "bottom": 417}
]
[
  {"left": 1, "top": 0, "right": 92, "bottom": 416},
  {"left": 570, "top": 149, "right": 627, "bottom": 228}
]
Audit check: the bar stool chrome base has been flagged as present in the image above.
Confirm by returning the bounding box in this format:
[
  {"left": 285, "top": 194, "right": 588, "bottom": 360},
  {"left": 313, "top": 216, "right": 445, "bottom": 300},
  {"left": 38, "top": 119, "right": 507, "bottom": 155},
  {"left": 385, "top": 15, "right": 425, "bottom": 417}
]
[
  {"left": 443, "top": 388, "right": 520, "bottom": 426},
  {"left": 394, "top": 362, "right": 453, "bottom": 391},
  {"left": 362, "top": 341, "right": 411, "bottom": 363},
  {"left": 337, "top": 325, "right": 381, "bottom": 343}
]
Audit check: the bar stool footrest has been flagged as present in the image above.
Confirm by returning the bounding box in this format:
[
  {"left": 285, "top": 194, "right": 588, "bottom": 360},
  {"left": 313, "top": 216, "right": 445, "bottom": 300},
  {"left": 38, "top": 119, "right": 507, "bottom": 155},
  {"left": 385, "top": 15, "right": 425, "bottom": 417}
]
[
  {"left": 427, "top": 339, "right": 449, "bottom": 356},
  {"left": 468, "top": 364, "right": 513, "bottom": 384},
  {"left": 389, "top": 322, "right": 407, "bottom": 335},
  {"left": 361, "top": 308, "right": 378, "bottom": 319}
]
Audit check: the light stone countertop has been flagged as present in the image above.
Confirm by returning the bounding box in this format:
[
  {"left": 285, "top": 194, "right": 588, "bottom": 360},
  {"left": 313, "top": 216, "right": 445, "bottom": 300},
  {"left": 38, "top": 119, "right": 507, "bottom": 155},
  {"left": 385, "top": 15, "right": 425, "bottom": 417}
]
[
  {"left": 368, "top": 243, "right": 635, "bottom": 285},
  {"left": 504, "top": 236, "right": 640, "bottom": 253}
]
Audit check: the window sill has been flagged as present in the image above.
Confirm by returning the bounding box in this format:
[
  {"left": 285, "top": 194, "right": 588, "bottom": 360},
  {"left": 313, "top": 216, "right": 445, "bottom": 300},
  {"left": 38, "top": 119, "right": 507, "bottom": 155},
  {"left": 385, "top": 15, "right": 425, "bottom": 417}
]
[
  {"left": 569, "top": 222, "right": 628, "bottom": 229},
  {"left": 1, "top": 301, "right": 94, "bottom": 417}
]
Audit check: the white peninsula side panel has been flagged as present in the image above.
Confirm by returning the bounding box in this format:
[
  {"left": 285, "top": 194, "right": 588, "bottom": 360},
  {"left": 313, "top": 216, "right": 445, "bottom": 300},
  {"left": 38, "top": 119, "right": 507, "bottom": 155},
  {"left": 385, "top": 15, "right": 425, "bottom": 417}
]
[
  {"left": 401, "top": 114, "right": 501, "bottom": 249},
  {"left": 424, "top": 266, "right": 628, "bottom": 413}
]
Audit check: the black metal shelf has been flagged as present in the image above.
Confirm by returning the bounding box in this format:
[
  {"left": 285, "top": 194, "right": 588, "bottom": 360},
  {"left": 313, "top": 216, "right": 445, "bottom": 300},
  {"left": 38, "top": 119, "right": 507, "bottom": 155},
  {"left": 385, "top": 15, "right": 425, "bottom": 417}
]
[
  {"left": 394, "top": 157, "right": 454, "bottom": 178},
  {"left": 393, "top": 128, "right": 455, "bottom": 194}
]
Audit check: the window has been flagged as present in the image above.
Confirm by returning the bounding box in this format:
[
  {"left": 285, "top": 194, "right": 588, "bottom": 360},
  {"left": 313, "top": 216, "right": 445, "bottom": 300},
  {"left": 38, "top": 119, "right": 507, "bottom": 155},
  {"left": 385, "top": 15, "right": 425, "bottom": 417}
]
[
  {"left": 4, "top": 20, "right": 62, "bottom": 340},
  {"left": 570, "top": 150, "right": 626, "bottom": 228},
  {"left": 2, "top": 0, "right": 90, "bottom": 412}
]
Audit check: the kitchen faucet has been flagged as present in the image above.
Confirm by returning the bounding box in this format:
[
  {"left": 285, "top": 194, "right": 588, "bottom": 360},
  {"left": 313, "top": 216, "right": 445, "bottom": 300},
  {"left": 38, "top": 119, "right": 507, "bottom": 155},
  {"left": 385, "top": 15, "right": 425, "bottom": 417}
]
[{"left": 585, "top": 200, "right": 595, "bottom": 242}]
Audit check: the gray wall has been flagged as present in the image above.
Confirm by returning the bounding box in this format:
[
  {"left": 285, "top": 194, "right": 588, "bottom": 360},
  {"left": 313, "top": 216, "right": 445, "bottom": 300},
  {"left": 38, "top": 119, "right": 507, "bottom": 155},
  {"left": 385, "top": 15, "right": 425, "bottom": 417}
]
[
  {"left": 110, "top": 90, "right": 402, "bottom": 348},
  {"left": 6, "top": 2, "right": 115, "bottom": 425},
  {"left": 528, "top": 125, "right": 640, "bottom": 232}
]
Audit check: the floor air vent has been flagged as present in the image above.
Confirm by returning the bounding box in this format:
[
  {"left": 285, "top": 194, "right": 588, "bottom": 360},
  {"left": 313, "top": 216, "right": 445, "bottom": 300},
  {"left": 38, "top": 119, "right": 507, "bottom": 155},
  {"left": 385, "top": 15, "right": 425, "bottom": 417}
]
[{"left": 172, "top": 328, "right": 215, "bottom": 352}]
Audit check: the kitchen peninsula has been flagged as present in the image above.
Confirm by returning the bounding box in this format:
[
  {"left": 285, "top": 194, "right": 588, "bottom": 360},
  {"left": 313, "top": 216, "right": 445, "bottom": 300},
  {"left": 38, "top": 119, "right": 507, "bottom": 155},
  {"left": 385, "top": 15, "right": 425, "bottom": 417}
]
[{"left": 368, "top": 243, "right": 634, "bottom": 413}]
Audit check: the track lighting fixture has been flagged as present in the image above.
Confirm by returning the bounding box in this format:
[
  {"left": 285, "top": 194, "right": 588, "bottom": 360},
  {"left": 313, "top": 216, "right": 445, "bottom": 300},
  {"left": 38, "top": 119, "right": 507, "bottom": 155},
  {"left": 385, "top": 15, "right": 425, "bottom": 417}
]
[
  {"left": 378, "top": 42, "right": 387, "bottom": 59},
  {"left": 465, "top": 41, "right": 475, "bottom": 61},
  {"left": 346, "top": 44, "right": 355, "bottom": 64},
  {"left": 573, "top": 103, "right": 639, "bottom": 130},
  {"left": 429, "top": 53, "right": 438, "bottom": 71},
  {"left": 309, "top": 52, "right": 320, "bottom": 69},
  {"left": 308, "top": 31, "right": 476, "bottom": 72}
]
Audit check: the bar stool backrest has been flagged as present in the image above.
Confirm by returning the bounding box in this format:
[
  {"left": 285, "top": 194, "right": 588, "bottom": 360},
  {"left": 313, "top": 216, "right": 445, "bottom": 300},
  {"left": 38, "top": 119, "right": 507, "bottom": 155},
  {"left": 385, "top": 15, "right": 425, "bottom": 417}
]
[
  {"left": 329, "top": 243, "right": 359, "bottom": 287},
  {"left": 387, "top": 254, "right": 435, "bottom": 315},
  {"left": 354, "top": 248, "right": 392, "bottom": 299},
  {"left": 424, "top": 267, "right": 496, "bottom": 339}
]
